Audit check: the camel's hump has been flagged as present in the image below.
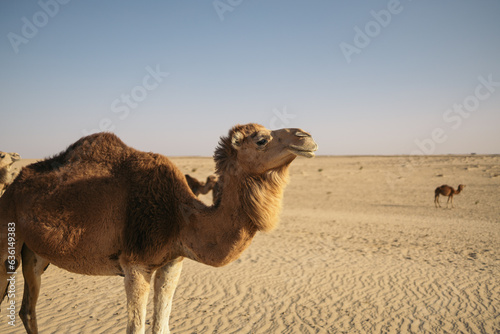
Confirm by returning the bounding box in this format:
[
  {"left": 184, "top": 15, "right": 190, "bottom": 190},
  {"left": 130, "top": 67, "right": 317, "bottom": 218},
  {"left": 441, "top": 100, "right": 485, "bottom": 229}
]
[
  {"left": 19, "top": 132, "right": 131, "bottom": 175},
  {"left": 62, "top": 132, "right": 129, "bottom": 162}
]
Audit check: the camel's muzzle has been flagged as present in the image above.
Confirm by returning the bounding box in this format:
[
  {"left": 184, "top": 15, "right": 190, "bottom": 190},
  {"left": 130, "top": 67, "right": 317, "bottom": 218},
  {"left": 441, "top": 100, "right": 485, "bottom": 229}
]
[{"left": 288, "top": 130, "right": 318, "bottom": 158}]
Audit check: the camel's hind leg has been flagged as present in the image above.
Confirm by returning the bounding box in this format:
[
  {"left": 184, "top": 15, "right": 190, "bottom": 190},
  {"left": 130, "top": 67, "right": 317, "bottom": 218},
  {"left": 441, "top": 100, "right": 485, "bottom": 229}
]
[
  {"left": 123, "top": 265, "right": 152, "bottom": 334},
  {"left": 152, "top": 257, "right": 183, "bottom": 334},
  {"left": 19, "top": 245, "right": 50, "bottom": 334}
]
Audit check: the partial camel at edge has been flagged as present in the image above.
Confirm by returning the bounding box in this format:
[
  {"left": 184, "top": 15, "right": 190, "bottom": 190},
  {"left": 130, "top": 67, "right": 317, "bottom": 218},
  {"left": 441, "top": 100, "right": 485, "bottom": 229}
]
[
  {"left": 0, "top": 151, "right": 21, "bottom": 196},
  {"left": 0, "top": 123, "right": 318, "bottom": 334}
]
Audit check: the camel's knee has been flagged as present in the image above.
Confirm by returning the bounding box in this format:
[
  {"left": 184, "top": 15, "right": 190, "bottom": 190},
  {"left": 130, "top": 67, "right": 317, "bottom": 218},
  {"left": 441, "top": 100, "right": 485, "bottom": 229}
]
[
  {"left": 19, "top": 305, "right": 39, "bottom": 334},
  {"left": 19, "top": 289, "right": 39, "bottom": 323},
  {"left": 19, "top": 301, "right": 32, "bottom": 325}
]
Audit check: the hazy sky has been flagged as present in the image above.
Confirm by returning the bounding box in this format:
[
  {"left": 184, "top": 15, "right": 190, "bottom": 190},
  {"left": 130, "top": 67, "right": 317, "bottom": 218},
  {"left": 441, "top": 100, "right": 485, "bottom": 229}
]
[{"left": 1, "top": 0, "right": 499, "bottom": 158}]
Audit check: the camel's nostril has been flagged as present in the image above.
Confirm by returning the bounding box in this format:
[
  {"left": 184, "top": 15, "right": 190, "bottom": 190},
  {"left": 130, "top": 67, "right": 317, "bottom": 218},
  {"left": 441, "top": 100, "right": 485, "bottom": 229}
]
[{"left": 295, "top": 131, "right": 310, "bottom": 138}]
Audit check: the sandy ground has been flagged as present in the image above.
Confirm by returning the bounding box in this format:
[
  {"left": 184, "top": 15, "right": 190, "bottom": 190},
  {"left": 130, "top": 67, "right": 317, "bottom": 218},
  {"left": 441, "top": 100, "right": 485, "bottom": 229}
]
[{"left": 1, "top": 155, "right": 499, "bottom": 334}]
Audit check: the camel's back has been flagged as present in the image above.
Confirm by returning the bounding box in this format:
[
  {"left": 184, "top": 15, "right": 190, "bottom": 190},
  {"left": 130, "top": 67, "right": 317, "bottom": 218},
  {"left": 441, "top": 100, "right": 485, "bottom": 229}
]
[{"left": 435, "top": 185, "right": 453, "bottom": 196}]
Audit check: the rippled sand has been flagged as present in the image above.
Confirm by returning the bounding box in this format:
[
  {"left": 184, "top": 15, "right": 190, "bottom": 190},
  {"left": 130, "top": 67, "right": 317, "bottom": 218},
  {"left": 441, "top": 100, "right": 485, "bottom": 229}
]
[{"left": 2, "top": 155, "right": 499, "bottom": 333}]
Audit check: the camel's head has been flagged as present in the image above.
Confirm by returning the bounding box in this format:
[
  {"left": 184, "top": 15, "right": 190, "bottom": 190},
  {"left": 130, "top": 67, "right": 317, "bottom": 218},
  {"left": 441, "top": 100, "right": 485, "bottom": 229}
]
[
  {"left": 215, "top": 123, "right": 318, "bottom": 175},
  {"left": 0, "top": 152, "right": 21, "bottom": 169},
  {"left": 206, "top": 175, "right": 218, "bottom": 187},
  {"left": 458, "top": 184, "right": 466, "bottom": 191}
]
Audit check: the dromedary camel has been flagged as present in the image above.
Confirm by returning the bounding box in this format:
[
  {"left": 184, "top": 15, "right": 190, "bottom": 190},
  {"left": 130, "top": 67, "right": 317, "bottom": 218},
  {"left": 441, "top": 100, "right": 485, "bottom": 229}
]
[
  {"left": 185, "top": 174, "right": 217, "bottom": 197},
  {"left": 434, "top": 184, "right": 465, "bottom": 208},
  {"left": 0, "top": 123, "right": 317, "bottom": 334},
  {"left": 0, "top": 151, "right": 21, "bottom": 195}
]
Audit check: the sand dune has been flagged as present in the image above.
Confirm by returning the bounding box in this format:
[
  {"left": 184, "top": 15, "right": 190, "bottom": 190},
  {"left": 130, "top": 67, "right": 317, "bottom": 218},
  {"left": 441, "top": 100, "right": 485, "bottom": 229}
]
[{"left": 1, "top": 155, "right": 499, "bottom": 333}]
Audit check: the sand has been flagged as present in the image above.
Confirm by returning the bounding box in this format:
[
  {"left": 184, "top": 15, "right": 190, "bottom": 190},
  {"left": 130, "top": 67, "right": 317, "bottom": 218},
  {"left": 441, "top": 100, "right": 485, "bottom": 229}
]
[{"left": 1, "top": 155, "right": 499, "bottom": 334}]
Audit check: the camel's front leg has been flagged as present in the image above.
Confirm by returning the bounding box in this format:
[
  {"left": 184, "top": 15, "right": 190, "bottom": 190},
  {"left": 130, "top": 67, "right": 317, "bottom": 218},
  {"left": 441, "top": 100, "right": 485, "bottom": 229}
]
[
  {"left": 124, "top": 265, "right": 152, "bottom": 334},
  {"left": 152, "top": 257, "right": 184, "bottom": 334}
]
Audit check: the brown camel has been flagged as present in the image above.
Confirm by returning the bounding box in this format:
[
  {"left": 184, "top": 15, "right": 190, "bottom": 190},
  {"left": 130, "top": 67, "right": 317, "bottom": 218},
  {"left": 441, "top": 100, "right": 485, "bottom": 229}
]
[
  {"left": 0, "top": 151, "right": 21, "bottom": 195},
  {"left": 434, "top": 184, "right": 465, "bottom": 208},
  {"left": 0, "top": 123, "right": 317, "bottom": 334},
  {"left": 185, "top": 174, "right": 217, "bottom": 197}
]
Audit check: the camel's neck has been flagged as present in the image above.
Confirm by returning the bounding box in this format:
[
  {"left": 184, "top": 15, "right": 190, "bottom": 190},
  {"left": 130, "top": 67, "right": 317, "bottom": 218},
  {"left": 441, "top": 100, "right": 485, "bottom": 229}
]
[
  {"left": 198, "top": 181, "right": 212, "bottom": 195},
  {"left": 179, "top": 166, "right": 290, "bottom": 267},
  {"left": 455, "top": 187, "right": 462, "bottom": 194}
]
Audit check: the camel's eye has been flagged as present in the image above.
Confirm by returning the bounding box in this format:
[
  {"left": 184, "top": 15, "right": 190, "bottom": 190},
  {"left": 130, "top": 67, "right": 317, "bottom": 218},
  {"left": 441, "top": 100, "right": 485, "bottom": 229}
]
[
  {"left": 0, "top": 154, "right": 4, "bottom": 159},
  {"left": 256, "top": 139, "right": 268, "bottom": 146}
]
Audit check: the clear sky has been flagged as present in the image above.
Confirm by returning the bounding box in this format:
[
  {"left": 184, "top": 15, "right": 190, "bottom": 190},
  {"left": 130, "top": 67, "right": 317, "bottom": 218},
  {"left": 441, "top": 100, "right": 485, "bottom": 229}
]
[{"left": 1, "top": 0, "right": 499, "bottom": 158}]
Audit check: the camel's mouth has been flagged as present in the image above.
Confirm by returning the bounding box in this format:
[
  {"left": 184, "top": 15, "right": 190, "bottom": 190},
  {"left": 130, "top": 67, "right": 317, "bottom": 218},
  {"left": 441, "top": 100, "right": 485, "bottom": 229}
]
[{"left": 288, "top": 145, "right": 317, "bottom": 158}]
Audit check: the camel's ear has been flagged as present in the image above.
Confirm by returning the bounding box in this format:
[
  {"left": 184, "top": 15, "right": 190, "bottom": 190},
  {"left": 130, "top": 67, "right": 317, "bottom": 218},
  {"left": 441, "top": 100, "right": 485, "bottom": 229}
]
[{"left": 231, "top": 131, "right": 244, "bottom": 150}]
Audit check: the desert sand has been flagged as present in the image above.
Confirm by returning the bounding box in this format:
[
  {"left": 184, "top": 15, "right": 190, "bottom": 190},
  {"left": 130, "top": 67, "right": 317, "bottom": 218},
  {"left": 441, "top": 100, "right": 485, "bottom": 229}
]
[{"left": 2, "top": 155, "right": 499, "bottom": 334}]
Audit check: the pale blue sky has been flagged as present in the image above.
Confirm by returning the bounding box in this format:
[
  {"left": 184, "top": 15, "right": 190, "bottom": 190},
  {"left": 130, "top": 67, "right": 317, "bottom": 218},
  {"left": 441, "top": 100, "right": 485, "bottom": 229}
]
[{"left": 1, "top": 0, "right": 499, "bottom": 158}]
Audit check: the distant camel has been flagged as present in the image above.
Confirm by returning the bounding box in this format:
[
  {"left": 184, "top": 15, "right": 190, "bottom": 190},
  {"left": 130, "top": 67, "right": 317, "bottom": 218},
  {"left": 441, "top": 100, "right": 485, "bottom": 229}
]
[
  {"left": 434, "top": 184, "right": 465, "bottom": 208},
  {"left": 0, "top": 151, "right": 21, "bottom": 195},
  {"left": 185, "top": 174, "right": 217, "bottom": 197},
  {"left": 0, "top": 123, "right": 317, "bottom": 334}
]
